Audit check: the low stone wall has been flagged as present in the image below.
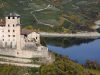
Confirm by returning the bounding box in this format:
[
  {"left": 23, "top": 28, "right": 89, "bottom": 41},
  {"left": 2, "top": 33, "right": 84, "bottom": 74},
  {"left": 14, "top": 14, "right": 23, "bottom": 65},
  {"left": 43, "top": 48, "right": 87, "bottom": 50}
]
[{"left": 0, "top": 46, "right": 49, "bottom": 58}]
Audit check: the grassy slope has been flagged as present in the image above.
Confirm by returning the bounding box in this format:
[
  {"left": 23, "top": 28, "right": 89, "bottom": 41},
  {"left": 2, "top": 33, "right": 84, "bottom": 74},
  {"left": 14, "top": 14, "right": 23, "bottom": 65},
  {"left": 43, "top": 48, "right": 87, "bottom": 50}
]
[{"left": 89, "top": 69, "right": 100, "bottom": 75}]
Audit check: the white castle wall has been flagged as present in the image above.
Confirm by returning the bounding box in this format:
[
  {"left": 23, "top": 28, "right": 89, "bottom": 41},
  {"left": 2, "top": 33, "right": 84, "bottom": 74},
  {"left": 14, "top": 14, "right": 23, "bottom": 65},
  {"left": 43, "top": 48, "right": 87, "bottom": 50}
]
[
  {"left": 0, "top": 13, "right": 50, "bottom": 59},
  {"left": 0, "top": 16, "right": 21, "bottom": 49},
  {"left": 28, "top": 32, "right": 40, "bottom": 44},
  {"left": 0, "top": 46, "right": 49, "bottom": 58}
]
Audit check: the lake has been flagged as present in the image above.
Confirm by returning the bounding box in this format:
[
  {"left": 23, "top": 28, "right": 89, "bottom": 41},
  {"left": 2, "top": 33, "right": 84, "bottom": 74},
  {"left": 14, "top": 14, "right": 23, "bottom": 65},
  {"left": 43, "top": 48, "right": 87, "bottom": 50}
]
[{"left": 44, "top": 37, "right": 100, "bottom": 65}]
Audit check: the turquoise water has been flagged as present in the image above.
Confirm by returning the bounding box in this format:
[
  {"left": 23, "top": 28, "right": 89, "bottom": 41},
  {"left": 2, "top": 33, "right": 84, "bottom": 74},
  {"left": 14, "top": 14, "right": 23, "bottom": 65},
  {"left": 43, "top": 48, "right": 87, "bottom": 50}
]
[{"left": 48, "top": 39, "right": 100, "bottom": 64}]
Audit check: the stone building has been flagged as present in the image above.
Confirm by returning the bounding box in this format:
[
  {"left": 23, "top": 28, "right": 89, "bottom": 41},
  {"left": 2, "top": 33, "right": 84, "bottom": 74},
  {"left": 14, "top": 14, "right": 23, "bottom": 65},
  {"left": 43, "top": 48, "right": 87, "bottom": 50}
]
[
  {"left": 0, "top": 13, "right": 21, "bottom": 49},
  {"left": 0, "top": 13, "right": 40, "bottom": 50},
  {"left": 0, "top": 13, "right": 50, "bottom": 59}
]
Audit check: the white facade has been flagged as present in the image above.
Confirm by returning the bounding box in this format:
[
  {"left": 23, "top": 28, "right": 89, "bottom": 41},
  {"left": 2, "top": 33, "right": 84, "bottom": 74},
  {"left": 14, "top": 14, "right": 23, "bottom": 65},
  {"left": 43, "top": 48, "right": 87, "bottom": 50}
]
[
  {"left": 0, "top": 13, "right": 40, "bottom": 50},
  {"left": 0, "top": 13, "right": 21, "bottom": 49},
  {"left": 27, "top": 32, "right": 40, "bottom": 44},
  {"left": 0, "top": 13, "right": 50, "bottom": 59}
]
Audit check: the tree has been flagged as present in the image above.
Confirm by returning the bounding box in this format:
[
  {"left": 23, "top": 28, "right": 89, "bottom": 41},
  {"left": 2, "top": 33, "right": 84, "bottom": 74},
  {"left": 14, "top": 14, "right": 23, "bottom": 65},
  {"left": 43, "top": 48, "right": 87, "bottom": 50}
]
[
  {"left": 40, "top": 55, "right": 90, "bottom": 75},
  {"left": 40, "top": 64, "right": 56, "bottom": 75}
]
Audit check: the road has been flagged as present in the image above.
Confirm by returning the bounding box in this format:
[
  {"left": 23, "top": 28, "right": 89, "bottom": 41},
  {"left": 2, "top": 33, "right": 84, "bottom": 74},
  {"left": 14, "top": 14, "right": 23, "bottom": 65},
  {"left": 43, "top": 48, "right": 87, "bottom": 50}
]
[
  {"left": 0, "top": 56, "right": 31, "bottom": 63},
  {"left": 39, "top": 32, "right": 100, "bottom": 38},
  {"left": 0, "top": 56, "right": 40, "bottom": 67},
  {"left": 0, "top": 61, "right": 40, "bottom": 68}
]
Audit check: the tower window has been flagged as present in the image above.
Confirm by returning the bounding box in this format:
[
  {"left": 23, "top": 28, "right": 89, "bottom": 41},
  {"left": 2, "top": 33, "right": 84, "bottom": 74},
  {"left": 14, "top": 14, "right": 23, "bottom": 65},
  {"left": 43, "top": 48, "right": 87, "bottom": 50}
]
[
  {"left": 8, "top": 35, "right": 10, "bottom": 37},
  {"left": 13, "top": 35, "right": 15, "bottom": 37},
  {"left": 13, "top": 30, "right": 15, "bottom": 32},
  {"left": 13, "top": 16, "right": 15, "bottom": 19},
  {"left": 8, "top": 30, "right": 10, "bottom": 32},
  {"left": 3, "top": 39, "right": 4, "bottom": 41},
  {"left": 36, "top": 37, "right": 37, "bottom": 39},
  {"left": 13, "top": 24, "right": 14, "bottom": 27},
  {"left": 8, "top": 24, "right": 10, "bottom": 27},
  {"left": 8, "top": 16, "right": 10, "bottom": 19}
]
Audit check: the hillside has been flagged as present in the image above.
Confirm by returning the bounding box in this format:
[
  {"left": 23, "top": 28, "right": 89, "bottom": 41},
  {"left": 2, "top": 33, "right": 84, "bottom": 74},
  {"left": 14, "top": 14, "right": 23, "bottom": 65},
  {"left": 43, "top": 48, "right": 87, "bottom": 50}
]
[
  {"left": 0, "top": 0, "right": 100, "bottom": 32},
  {"left": 0, "top": 54, "right": 91, "bottom": 75}
]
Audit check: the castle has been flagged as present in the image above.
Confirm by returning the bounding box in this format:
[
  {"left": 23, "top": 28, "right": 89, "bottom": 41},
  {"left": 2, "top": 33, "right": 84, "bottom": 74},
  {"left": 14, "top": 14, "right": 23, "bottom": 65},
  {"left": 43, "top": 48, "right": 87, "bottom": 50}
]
[{"left": 0, "top": 13, "right": 50, "bottom": 60}]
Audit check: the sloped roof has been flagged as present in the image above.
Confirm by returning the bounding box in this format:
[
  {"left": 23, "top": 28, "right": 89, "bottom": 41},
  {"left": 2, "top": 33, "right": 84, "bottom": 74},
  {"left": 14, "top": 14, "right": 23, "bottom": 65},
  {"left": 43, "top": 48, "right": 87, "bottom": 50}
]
[
  {"left": 21, "top": 29, "right": 33, "bottom": 35},
  {"left": 21, "top": 29, "right": 39, "bottom": 35}
]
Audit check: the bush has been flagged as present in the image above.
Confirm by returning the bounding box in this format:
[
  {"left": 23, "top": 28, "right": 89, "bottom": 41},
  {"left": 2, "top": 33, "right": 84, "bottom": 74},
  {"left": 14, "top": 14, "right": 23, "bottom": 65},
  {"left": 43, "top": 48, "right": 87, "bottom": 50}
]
[{"left": 40, "top": 55, "right": 90, "bottom": 75}]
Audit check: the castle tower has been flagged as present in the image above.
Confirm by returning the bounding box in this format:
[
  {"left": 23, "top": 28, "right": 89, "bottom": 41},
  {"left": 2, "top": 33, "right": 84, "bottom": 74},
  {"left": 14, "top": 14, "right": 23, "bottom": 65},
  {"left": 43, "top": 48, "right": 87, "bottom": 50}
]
[{"left": 5, "top": 13, "right": 21, "bottom": 49}]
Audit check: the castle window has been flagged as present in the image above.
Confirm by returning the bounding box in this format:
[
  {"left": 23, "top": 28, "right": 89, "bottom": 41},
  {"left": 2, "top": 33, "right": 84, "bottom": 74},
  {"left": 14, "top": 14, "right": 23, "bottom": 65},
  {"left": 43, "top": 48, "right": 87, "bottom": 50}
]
[
  {"left": 8, "top": 16, "right": 10, "bottom": 19},
  {"left": 13, "top": 35, "right": 15, "bottom": 37},
  {"left": 8, "top": 24, "right": 10, "bottom": 27},
  {"left": 13, "top": 16, "right": 15, "bottom": 19},
  {"left": 2, "top": 35, "right": 4, "bottom": 37},
  {"left": 13, "top": 24, "right": 14, "bottom": 27},
  {"left": 3, "top": 39, "right": 4, "bottom": 41},
  {"left": 13, "top": 30, "right": 15, "bottom": 32},
  {"left": 8, "top": 35, "right": 10, "bottom": 37},
  {"left": 8, "top": 30, "right": 10, "bottom": 32},
  {"left": 36, "top": 37, "right": 37, "bottom": 39}
]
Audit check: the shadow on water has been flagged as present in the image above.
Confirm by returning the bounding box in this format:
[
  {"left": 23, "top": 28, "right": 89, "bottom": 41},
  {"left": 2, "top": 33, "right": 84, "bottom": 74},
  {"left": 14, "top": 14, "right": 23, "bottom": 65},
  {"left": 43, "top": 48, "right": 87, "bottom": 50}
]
[
  {"left": 42, "top": 37, "right": 96, "bottom": 48},
  {"left": 41, "top": 37, "right": 100, "bottom": 65}
]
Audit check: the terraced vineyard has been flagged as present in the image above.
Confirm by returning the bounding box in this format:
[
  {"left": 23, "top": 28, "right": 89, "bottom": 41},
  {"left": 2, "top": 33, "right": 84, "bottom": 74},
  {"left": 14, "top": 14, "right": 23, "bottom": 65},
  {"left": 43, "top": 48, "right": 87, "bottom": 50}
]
[{"left": 0, "top": 0, "right": 100, "bottom": 32}]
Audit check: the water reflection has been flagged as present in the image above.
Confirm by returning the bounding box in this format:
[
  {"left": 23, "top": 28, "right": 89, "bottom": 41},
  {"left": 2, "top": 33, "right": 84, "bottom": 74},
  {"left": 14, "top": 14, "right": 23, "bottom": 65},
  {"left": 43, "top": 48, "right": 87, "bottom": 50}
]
[
  {"left": 43, "top": 37, "right": 100, "bottom": 65},
  {"left": 44, "top": 37, "right": 95, "bottom": 48}
]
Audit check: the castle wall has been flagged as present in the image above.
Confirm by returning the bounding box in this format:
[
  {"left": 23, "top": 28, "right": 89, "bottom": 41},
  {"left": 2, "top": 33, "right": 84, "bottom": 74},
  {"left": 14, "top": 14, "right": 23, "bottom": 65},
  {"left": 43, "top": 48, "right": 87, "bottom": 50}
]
[
  {"left": 0, "top": 13, "right": 50, "bottom": 59},
  {"left": 28, "top": 32, "right": 40, "bottom": 44},
  {"left": 0, "top": 46, "right": 49, "bottom": 58}
]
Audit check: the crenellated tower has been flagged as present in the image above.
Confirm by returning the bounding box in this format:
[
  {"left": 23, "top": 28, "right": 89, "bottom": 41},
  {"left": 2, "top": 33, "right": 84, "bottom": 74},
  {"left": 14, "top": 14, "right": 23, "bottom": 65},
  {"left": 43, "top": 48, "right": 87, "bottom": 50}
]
[{"left": 4, "top": 13, "right": 21, "bottom": 49}]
